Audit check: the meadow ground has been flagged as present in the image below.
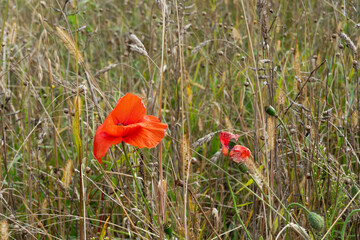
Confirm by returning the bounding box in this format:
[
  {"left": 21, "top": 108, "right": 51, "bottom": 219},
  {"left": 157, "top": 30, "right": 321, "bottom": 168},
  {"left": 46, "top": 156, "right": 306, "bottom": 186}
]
[{"left": 1, "top": 0, "right": 360, "bottom": 239}]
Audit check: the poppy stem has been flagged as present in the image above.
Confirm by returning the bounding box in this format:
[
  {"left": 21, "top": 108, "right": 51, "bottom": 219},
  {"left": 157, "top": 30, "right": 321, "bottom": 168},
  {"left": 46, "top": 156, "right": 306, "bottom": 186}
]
[
  {"left": 121, "top": 142, "right": 158, "bottom": 228},
  {"left": 225, "top": 153, "right": 253, "bottom": 240},
  {"left": 341, "top": 209, "right": 360, "bottom": 240}
]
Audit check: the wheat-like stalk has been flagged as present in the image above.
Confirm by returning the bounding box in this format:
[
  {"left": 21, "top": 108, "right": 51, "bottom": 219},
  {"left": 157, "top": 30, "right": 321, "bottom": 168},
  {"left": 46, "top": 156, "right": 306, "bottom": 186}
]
[
  {"left": 128, "top": 44, "right": 148, "bottom": 56},
  {"left": 191, "top": 131, "right": 220, "bottom": 149},
  {"left": 94, "top": 63, "right": 120, "bottom": 77},
  {"left": 56, "top": 26, "right": 84, "bottom": 63},
  {"left": 9, "top": 21, "right": 17, "bottom": 45},
  {"left": 128, "top": 34, "right": 145, "bottom": 50},
  {"left": 181, "top": 134, "right": 191, "bottom": 180},
  {"left": 62, "top": 159, "right": 73, "bottom": 189},
  {"left": 275, "top": 223, "right": 310, "bottom": 240},
  {"left": 155, "top": 0, "right": 169, "bottom": 19},
  {"left": 337, "top": 32, "right": 357, "bottom": 54},
  {"left": 0, "top": 220, "right": 9, "bottom": 240}
]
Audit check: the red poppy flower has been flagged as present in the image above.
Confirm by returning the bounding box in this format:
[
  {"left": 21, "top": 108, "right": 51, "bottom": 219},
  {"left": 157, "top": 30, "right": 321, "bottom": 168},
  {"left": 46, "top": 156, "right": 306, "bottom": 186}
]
[
  {"left": 93, "top": 93, "right": 168, "bottom": 163},
  {"left": 220, "top": 131, "right": 239, "bottom": 147},
  {"left": 220, "top": 131, "right": 251, "bottom": 163}
]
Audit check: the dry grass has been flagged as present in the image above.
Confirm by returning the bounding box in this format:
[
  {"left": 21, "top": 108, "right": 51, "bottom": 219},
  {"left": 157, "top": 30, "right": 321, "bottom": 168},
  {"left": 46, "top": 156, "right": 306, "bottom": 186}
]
[{"left": 1, "top": 0, "right": 360, "bottom": 239}]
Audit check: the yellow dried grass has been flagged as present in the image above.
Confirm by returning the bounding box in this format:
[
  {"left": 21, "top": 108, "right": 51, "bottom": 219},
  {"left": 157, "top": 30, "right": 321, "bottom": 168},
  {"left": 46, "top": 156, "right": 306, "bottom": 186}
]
[
  {"left": 0, "top": 220, "right": 9, "bottom": 240},
  {"left": 62, "top": 159, "right": 73, "bottom": 189},
  {"left": 56, "top": 26, "right": 84, "bottom": 63},
  {"left": 181, "top": 134, "right": 191, "bottom": 180}
]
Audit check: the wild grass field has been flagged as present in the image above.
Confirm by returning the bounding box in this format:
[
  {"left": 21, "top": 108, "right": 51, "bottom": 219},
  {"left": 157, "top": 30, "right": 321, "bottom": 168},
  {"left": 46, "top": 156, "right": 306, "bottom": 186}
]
[{"left": 1, "top": 0, "right": 360, "bottom": 239}]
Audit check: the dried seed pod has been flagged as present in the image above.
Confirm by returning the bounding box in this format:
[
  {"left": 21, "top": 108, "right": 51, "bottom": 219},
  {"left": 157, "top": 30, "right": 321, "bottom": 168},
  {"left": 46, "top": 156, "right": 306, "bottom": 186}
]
[
  {"left": 344, "top": 178, "right": 352, "bottom": 185},
  {"left": 353, "top": 60, "right": 358, "bottom": 69}
]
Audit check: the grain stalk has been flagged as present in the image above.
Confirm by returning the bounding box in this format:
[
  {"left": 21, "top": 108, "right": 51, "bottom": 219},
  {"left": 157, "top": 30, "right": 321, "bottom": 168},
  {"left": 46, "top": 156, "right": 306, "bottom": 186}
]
[
  {"left": 157, "top": 1, "right": 167, "bottom": 239},
  {"left": 70, "top": 1, "right": 85, "bottom": 238},
  {"left": 47, "top": 56, "right": 65, "bottom": 237},
  {"left": 174, "top": 0, "right": 188, "bottom": 238},
  {"left": 26, "top": 54, "right": 33, "bottom": 225},
  {"left": 239, "top": 0, "right": 267, "bottom": 237},
  {"left": 0, "top": 0, "right": 9, "bottom": 54}
]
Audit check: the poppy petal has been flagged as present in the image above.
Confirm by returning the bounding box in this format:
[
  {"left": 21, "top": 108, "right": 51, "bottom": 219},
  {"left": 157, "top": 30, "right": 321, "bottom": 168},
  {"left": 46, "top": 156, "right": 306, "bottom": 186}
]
[
  {"left": 101, "top": 114, "right": 125, "bottom": 137},
  {"left": 229, "top": 145, "right": 251, "bottom": 163},
  {"left": 111, "top": 93, "right": 146, "bottom": 125},
  {"left": 93, "top": 93, "right": 168, "bottom": 163},
  {"left": 220, "top": 131, "right": 239, "bottom": 148},
  {"left": 93, "top": 124, "right": 123, "bottom": 163},
  {"left": 122, "top": 115, "right": 167, "bottom": 148}
]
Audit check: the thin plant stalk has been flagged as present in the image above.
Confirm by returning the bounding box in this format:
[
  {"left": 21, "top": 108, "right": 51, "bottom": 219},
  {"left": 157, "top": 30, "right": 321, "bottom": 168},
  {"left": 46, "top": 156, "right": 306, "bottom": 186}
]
[
  {"left": 225, "top": 154, "right": 252, "bottom": 239},
  {"left": 157, "top": 1, "right": 167, "bottom": 239},
  {"left": 0, "top": 0, "right": 9, "bottom": 54},
  {"left": 277, "top": 116, "right": 303, "bottom": 205},
  {"left": 121, "top": 142, "right": 158, "bottom": 227},
  {"left": 72, "top": 1, "right": 85, "bottom": 238},
  {"left": 174, "top": 0, "right": 188, "bottom": 238}
]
